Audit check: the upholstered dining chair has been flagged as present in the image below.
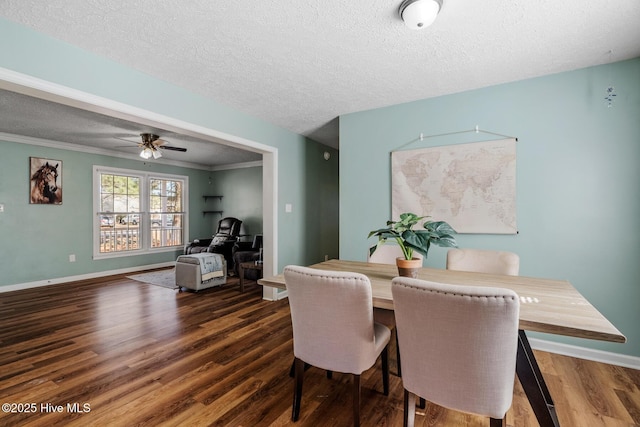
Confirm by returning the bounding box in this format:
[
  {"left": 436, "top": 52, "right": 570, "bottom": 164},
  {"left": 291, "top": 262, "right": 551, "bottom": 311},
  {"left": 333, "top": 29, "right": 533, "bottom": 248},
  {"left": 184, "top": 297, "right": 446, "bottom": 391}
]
[
  {"left": 284, "top": 265, "right": 391, "bottom": 426},
  {"left": 446, "top": 248, "right": 520, "bottom": 276},
  {"left": 367, "top": 243, "right": 424, "bottom": 264},
  {"left": 366, "top": 243, "right": 423, "bottom": 377},
  {"left": 391, "top": 277, "right": 520, "bottom": 427}
]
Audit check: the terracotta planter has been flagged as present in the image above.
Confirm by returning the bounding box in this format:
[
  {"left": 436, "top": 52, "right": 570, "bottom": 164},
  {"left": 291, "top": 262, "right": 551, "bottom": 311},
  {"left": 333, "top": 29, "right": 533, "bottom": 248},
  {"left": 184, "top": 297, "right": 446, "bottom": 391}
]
[{"left": 396, "top": 257, "right": 422, "bottom": 278}]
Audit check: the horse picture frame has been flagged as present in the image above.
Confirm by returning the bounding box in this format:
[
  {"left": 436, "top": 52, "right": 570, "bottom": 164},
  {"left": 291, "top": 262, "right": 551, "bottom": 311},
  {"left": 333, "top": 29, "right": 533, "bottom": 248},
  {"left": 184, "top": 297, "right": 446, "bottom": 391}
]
[{"left": 29, "top": 157, "right": 63, "bottom": 205}]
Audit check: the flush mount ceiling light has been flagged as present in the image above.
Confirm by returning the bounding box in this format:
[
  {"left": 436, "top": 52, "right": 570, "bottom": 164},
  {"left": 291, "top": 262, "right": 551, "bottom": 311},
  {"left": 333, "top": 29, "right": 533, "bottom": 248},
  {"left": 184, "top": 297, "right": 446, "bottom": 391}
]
[{"left": 399, "top": 0, "right": 442, "bottom": 30}]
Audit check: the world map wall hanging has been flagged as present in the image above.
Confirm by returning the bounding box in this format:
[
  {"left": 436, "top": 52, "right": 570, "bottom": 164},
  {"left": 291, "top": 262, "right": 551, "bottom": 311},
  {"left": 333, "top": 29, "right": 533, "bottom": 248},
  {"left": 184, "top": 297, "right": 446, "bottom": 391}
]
[{"left": 391, "top": 138, "right": 517, "bottom": 234}]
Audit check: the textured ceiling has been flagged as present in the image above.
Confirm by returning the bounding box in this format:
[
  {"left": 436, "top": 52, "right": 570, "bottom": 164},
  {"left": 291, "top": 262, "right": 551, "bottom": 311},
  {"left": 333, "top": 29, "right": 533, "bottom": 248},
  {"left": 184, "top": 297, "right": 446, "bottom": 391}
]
[
  {"left": 1, "top": 0, "right": 640, "bottom": 156},
  {"left": 0, "top": 89, "right": 263, "bottom": 168}
]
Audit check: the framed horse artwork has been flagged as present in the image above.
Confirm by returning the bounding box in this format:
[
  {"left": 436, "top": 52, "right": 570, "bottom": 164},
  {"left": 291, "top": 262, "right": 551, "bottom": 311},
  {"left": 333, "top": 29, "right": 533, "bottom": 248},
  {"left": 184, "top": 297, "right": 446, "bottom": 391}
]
[{"left": 29, "top": 157, "right": 63, "bottom": 205}]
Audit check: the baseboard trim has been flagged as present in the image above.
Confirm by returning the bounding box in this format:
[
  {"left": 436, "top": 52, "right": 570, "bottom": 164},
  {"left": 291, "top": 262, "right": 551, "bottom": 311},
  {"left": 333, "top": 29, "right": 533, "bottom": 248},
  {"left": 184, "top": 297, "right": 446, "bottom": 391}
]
[
  {"left": 529, "top": 337, "right": 640, "bottom": 370},
  {"left": 0, "top": 262, "right": 176, "bottom": 293},
  {"left": 261, "top": 286, "right": 288, "bottom": 301},
  {"left": 274, "top": 289, "right": 288, "bottom": 301}
]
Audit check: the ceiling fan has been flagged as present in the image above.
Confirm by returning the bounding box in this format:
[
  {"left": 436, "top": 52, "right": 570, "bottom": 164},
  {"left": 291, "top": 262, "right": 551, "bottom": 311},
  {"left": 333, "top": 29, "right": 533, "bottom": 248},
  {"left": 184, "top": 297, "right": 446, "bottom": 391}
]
[{"left": 130, "top": 133, "right": 187, "bottom": 159}]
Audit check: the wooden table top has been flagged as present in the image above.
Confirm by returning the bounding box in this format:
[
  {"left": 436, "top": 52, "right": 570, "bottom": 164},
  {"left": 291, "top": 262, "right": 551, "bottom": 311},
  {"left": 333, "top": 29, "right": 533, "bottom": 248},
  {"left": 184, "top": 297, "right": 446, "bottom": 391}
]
[
  {"left": 258, "top": 259, "right": 626, "bottom": 344},
  {"left": 240, "top": 261, "right": 263, "bottom": 269}
]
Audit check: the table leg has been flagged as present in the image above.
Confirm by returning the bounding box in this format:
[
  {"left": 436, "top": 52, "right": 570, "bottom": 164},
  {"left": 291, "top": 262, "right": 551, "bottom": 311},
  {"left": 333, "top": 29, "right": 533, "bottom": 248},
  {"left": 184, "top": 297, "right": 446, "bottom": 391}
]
[
  {"left": 516, "top": 330, "right": 560, "bottom": 427},
  {"left": 239, "top": 264, "right": 245, "bottom": 293}
]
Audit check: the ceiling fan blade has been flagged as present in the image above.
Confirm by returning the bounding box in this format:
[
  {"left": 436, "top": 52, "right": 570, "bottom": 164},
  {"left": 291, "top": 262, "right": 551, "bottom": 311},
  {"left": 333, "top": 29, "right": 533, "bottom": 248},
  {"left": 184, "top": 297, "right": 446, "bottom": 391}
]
[
  {"left": 114, "top": 136, "right": 142, "bottom": 146},
  {"left": 160, "top": 146, "right": 187, "bottom": 152},
  {"left": 112, "top": 133, "right": 185, "bottom": 153}
]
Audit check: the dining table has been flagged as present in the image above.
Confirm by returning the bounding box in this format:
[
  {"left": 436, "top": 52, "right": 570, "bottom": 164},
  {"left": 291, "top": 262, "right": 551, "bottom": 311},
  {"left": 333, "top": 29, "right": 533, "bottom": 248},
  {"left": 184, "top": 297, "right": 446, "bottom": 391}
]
[{"left": 258, "top": 259, "right": 626, "bottom": 427}]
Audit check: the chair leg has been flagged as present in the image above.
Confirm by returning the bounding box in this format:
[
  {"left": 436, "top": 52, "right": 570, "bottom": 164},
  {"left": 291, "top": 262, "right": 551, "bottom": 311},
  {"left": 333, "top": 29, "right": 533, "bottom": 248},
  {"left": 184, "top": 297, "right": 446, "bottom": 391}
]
[
  {"left": 395, "top": 329, "right": 402, "bottom": 377},
  {"left": 381, "top": 344, "right": 389, "bottom": 396},
  {"left": 292, "top": 357, "right": 305, "bottom": 421},
  {"left": 352, "top": 374, "right": 361, "bottom": 427},
  {"left": 490, "top": 418, "right": 505, "bottom": 427},
  {"left": 403, "top": 389, "right": 416, "bottom": 427},
  {"left": 289, "top": 357, "right": 311, "bottom": 377}
]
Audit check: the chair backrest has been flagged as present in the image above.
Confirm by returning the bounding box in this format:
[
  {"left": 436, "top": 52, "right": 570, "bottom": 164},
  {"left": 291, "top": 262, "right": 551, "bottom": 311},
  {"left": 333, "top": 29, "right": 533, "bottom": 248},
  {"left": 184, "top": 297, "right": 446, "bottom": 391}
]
[
  {"left": 367, "top": 244, "right": 423, "bottom": 264},
  {"left": 283, "top": 265, "right": 379, "bottom": 374},
  {"left": 216, "top": 217, "right": 242, "bottom": 237},
  {"left": 252, "top": 234, "right": 263, "bottom": 251},
  {"left": 391, "top": 277, "right": 520, "bottom": 419},
  {"left": 446, "top": 248, "right": 519, "bottom": 276}
]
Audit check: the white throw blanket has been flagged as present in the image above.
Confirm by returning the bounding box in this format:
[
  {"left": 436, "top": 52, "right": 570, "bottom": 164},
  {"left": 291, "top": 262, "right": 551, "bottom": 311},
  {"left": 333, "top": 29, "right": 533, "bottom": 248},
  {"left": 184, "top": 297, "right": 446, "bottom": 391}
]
[{"left": 186, "top": 253, "right": 225, "bottom": 281}]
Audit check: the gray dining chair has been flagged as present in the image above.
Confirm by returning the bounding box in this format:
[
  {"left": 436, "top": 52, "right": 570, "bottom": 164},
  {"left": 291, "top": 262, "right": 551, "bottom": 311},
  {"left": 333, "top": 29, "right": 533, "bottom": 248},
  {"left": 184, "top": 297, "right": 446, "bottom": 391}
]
[
  {"left": 391, "top": 277, "right": 520, "bottom": 427},
  {"left": 367, "top": 243, "right": 424, "bottom": 264},
  {"left": 366, "top": 243, "right": 423, "bottom": 377},
  {"left": 446, "top": 248, "right": 520, "bottom": 276},
  {"left": 284, "top": 265, "right": 390, "bottom": 427}
]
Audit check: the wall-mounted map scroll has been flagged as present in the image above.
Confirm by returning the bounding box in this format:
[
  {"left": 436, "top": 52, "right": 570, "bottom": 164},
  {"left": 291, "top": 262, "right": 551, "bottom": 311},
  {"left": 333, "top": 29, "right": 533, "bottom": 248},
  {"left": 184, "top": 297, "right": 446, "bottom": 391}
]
[{"left": 392, "top": 138, "right": 516, "bottom": 234}]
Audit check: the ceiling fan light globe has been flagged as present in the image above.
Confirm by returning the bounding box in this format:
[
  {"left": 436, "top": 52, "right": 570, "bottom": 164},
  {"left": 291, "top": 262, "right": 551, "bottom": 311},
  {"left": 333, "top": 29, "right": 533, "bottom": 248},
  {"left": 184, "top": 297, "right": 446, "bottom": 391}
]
[
  {"left": 140, "top": 148, "right": 153, "bottom": 159},
  {"left": 399, "top": 0, "right": 442, "bottom": 30},
  {"left": 152, "top": 150, "right": 162, "bottom": 159}
]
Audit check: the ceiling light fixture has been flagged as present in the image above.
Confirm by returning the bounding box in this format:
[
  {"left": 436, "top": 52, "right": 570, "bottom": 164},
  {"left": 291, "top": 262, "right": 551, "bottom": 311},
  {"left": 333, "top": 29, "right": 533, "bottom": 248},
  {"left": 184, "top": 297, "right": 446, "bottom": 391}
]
[
  {"left": 139, "top": 146, "right": 162, "bottom": 159},
  {"left": 140, "top": 148, "right": 151, "bottom": 159},
  {"left": 399, "top": 0, "right": 442, "bottom": 30},
  {"left": 139, "top": 133, "right": 163, "bottom": 159}
]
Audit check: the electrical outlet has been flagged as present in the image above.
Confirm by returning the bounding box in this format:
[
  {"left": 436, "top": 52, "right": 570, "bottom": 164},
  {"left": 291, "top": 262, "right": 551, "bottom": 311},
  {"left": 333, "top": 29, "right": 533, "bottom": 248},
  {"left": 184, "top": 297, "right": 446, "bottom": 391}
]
[
  {"left": 69, "top": 254, "right": 76, "bottom": 262},
  {"left": 0, "top": 203, "right": 4, "bottom": 213}
]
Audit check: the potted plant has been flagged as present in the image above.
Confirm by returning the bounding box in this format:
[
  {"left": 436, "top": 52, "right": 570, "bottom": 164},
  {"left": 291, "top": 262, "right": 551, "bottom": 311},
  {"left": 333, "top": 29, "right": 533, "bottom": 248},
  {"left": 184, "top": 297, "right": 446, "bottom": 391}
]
[{"left": 368, "top": 212, "right": 458, "bottom": 277}]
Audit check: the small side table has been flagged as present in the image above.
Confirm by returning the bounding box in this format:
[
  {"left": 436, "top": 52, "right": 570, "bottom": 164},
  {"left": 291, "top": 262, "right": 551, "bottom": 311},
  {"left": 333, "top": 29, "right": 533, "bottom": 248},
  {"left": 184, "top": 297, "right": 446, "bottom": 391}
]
[{"left": 238, "top": 261, "right": 263, "bottom": 292}]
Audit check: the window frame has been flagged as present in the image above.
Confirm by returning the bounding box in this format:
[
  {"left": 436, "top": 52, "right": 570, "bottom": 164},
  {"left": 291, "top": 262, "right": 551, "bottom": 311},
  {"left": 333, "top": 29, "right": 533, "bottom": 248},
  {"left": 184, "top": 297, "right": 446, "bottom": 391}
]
[{"left": 93, "top": 165, "right": 189, "bottom": 260}]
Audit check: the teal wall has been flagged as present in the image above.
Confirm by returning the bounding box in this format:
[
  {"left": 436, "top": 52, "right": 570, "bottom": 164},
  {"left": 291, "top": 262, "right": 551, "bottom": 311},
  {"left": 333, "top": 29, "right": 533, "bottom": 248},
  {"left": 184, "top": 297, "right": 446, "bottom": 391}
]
[
  {"left": 206, "top": 153, "right": 342, "bottom": 266},
  {"left": 340, "top": 58, "right": 640, "bottom": 358},
  {"left": 0, "top": 18, "right": 339, "bottom": 285},
  {"left": 301, "top": 141, "right": 340, "bottom": 263},
  {"left": 0, "top": 139, "right": 213, "bottom": 284},
  {"left": 208, "top": 166, "right": 264, "bottom": 238}
]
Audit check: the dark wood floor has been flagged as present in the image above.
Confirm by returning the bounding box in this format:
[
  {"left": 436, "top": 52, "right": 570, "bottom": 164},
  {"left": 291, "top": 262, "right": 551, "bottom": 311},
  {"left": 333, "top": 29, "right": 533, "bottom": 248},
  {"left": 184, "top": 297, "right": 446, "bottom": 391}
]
[{"left": 1, "top": 270, "right": 639, "bottom": 427}]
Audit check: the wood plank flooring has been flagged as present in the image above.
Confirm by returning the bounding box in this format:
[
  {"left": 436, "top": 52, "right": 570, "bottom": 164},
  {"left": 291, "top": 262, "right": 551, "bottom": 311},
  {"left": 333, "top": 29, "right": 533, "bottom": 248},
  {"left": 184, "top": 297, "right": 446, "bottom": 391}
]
[{"left": 0, "top": 270, "right": 638, "bottom": 426}]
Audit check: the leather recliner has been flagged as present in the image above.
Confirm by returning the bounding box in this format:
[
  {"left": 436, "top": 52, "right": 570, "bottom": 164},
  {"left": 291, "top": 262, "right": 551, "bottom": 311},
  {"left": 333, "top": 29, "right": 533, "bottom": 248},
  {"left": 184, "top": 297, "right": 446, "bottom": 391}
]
[{"left": 184, "top": 217, "right": 243, "bottom": 271}]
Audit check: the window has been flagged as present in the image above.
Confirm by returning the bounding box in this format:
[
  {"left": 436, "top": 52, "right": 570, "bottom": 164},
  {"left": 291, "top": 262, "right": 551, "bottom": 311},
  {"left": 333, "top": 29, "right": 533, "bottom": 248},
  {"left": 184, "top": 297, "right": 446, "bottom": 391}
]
[
  {"left": 149, "top": 178, "right": 184, "bottom": 248},
  {"left": 98, "top": 172, "right": 141, "bottom": 253},
  {"left": 93, "top": 166, "right": 188, "bottom": 259}
]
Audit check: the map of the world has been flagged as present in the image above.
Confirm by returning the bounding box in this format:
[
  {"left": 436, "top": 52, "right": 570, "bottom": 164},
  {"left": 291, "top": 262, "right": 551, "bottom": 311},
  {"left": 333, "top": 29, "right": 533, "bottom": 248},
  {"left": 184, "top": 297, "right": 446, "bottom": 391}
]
[{"left": 391, "top": 138, "right": 517, "bottom": 234}]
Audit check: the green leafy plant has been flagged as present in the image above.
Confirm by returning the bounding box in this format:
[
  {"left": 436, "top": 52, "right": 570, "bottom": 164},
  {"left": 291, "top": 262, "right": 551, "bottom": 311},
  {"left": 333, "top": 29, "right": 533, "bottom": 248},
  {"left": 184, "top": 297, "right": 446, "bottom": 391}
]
[{"left": 368, "top": 212, "right": 458, "bottom": 260}]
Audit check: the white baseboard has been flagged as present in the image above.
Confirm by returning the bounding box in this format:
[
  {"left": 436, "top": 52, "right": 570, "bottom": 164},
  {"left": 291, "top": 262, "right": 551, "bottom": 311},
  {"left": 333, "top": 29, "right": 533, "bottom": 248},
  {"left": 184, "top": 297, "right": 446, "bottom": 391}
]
[
  {"left": 529, "top": 337, "right": 640, "bottom": 370},
  {"left": 261, "top": 286, "right": 288, "bottom": 301},
  {"left": 0, "top": 262, "right": 176, "bottom": 293},
  {"left": 274, "top": 289, "right": 288, "bottom": 301}
]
